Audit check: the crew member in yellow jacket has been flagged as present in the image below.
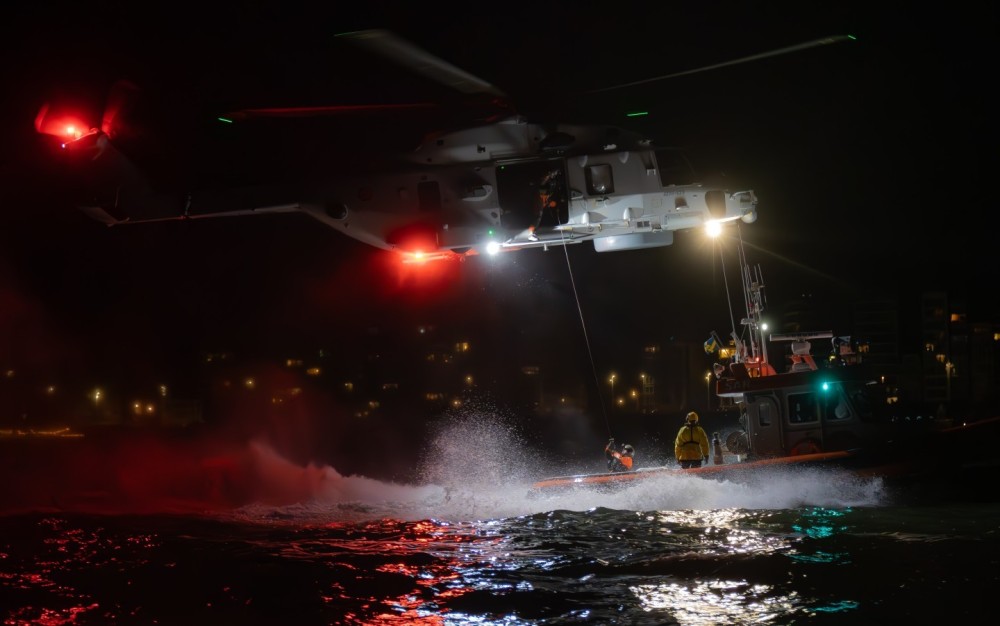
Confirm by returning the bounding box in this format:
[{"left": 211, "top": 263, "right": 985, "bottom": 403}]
[{"left": 674, "top": 411, "right": 710, "bottom": 468}]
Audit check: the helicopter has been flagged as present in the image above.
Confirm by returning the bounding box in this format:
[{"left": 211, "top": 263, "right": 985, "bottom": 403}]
[{"left": 32, "top": 30, "right": 851, "bottom": 264}]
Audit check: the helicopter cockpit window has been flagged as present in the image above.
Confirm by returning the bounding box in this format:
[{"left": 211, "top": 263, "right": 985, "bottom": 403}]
[
  {"left": 654, "top": 149, "right": 697, "bottom": 186},
  {"left": 585, "top": 164, "right": 614, "bottom": 196}
]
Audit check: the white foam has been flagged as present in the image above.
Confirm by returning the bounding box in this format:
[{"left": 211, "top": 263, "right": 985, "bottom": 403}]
[{"left": 231, "top": 409, "right": 888, "bottom": 524}]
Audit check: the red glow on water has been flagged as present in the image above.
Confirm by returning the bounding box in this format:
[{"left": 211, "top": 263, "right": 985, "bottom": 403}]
[
  {"left": 372, "top": 520, "right": 475, "bottom": 619},
  {"left": 0, "top": 428, "right": 345, "bottom": 515}
]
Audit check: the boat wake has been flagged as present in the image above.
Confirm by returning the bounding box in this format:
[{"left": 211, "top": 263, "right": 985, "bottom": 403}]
[
  {"left": 230, "top": 412, "right": 889, "bottom": 524},
  {"left": 2, "top": 407, "right": 889, "bottom": 520}
]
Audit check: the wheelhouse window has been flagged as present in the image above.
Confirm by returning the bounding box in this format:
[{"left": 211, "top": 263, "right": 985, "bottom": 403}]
[
  {"left": 846, "top": 381, "right": 889, "bottom": 422},
  {"left": 757, "top": 400, "right": 773, "bottom": 427},
  {"left": 822, "top": 386, "right": 851, "bottom": 421},
  {"left": 788, "top": 392, "right": 819, "bottom": 424}
]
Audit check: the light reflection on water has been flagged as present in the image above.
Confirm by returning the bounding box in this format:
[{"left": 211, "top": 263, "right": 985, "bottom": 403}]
[
  {"left": 2, "top": 479, "right": 998, "bottom": 624},
  {"left": 2, "top": 415, "right": 997, "bottom": 624}
]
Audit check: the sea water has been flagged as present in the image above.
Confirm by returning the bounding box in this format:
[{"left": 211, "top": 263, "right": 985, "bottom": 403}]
[{"left": 2, "top": 414, "right": 996, "bottom": 625}]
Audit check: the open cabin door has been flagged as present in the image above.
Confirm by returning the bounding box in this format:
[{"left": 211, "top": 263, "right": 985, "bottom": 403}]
[{"left": 495, "top": 159, "right": 568, "bottom": 231}]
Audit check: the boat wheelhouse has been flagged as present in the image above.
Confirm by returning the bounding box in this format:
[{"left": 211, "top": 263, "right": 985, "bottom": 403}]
[{"left": 717, "top": 331, "right": 898, "bottom": 460}]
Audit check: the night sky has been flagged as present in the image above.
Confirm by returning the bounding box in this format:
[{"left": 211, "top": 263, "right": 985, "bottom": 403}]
[{"left": 1, "top": 2, "right": 995, "bottom": 417}]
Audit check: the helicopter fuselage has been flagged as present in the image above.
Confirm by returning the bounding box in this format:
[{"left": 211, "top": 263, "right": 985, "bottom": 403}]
[
  {"left": 33, "top": 29, "right": 861, "bottom": 263},
  {"left": 48, "top": 115, "right": 757, "bottom": 262}
]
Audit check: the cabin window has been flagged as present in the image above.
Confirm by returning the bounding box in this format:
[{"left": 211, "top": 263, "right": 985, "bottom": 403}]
[
  {"left": 788, "top": 392, "right": 819, "bottom": 424},
  {"left": 757, "top": 401, "right": 773, "bottom": 427},
  {"left": 822, "top": 387, "right": 851, "bottom": 421},
  {"left": 585, "top": 164, "right": 614, "bottom": 195},
  {"left": 654, "top": 149, "right": 697, "bottom": 186},
  {"left": 846, "top": 383, "right": 881, "bottom": 422}
]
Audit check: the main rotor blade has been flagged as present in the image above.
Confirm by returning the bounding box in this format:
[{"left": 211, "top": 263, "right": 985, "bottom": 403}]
[
  {"left": 336, "top": 29, "right": 509, "bottom": 99},
  {"left": 220, "top": 103, "right": 437, "bottom": 121},
  {"left": 586, "top": 34, "right": 855, "bottom": 94}
]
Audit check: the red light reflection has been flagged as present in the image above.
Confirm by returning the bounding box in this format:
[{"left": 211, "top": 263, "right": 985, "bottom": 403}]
[
  {"left": 316, "top": 519, "right": 481, "bottom": 624},
  {"left": 34, "top": 103, "right": 96, "bottom": 143}
]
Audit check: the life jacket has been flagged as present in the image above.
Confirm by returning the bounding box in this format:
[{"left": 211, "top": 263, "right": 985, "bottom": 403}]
[
  {"left": 605, "top": 444, "right": 634, "bottom": 472},
  {"left": 676, "top": 425, "right": 707, "bottom": 461}
]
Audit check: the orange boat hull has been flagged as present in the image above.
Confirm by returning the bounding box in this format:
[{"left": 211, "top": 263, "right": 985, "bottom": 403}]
[{"left": 530, "top": 450, "right": 856, "bottom": 492}]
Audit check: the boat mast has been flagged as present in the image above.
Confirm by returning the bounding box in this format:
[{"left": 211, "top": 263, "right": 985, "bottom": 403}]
[
  {"left": 723, "top": 234, "right": 768, "bottom": 371},
  {"left": 737, "top": 240, "right": 768, "bottom": 367}
]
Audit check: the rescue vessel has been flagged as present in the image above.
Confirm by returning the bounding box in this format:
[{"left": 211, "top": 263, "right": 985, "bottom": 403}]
[{"left": 530, "top": 236, "right": 999, "bottom": 495}]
